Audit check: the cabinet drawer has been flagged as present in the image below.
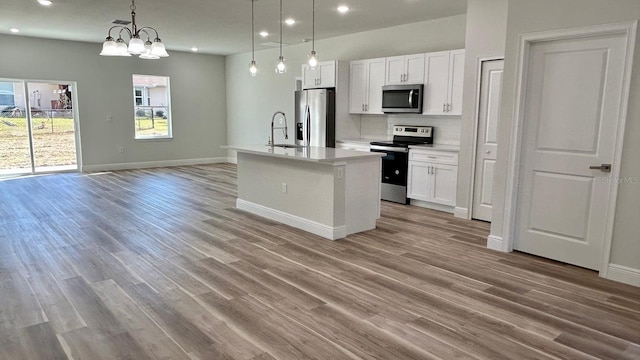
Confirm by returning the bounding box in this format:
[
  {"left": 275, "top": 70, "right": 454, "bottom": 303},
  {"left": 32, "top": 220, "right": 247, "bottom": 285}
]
[{"left": 409, "top": 150, "right": 458, "bottom": 165}]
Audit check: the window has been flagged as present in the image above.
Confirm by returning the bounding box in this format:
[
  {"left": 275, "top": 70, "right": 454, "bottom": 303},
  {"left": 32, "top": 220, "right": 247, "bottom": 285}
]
[
  {"left": 0, "top": 82, "right": 15, "bottom": 108},
  {"left": 132, "top": 75, "right": 171, "bottom": 139}
]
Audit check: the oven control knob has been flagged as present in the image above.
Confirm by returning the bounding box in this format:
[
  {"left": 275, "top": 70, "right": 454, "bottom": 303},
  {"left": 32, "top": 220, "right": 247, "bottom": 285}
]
[{"left": 395, "top": 170, "right": 400, "bottom": 175}]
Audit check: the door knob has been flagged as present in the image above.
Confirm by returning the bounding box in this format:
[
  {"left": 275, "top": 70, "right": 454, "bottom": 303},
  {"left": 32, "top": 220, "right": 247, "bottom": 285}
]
[
  {"left": 485, "top": 150, "right": 491, "bottom": 154},
  {"left": 589, "top": 164, "right": 612, "bottom": 172}
]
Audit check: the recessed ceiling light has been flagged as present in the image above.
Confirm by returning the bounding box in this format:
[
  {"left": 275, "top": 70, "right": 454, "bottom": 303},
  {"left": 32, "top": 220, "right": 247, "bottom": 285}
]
[
  {"left": 337, "top": 5, "right": 350, "bottom": 14},
  {"left": 9, "top": 28, "right": 20, "bottom": 33},
  {"left": 37, "top": 0, "right": 53, "bottom": 6},
  {"left": 191, "top": 47, "right": 198, "bottom": 52},
  {"left": 285, "top": 18, "right": 296, "bottom": 26},
  {"left": 259, "top": 31, "right": 269, "bottom": 37}
]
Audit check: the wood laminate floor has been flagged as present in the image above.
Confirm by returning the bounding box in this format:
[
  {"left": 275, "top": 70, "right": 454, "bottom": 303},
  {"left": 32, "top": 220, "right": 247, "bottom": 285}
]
[{"left": 0, "top": 164, "right": 638, "bottom": 360}]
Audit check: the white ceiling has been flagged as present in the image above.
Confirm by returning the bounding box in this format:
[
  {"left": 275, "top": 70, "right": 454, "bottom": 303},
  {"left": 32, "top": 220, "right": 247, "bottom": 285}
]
[{"left": 0, "top": 0, "right": 468, "bottom": 55}]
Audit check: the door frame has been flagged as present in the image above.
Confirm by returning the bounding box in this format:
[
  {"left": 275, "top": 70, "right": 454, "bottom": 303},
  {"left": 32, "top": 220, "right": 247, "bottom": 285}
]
[
  {"left": 501, "top": 21, "right": 637, "bottom": 276},
  {"left": 0, "top": 78, "right": 82, "bottom": 175},
  {"left": 467, "top": 56, "right": 504, "bottom": 221}
]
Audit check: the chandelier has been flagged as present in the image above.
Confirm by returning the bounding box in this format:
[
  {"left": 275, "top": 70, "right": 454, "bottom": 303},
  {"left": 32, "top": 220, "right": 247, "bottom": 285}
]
[{"left": 99, "top": 0, "right": 169, "bottom": 59}]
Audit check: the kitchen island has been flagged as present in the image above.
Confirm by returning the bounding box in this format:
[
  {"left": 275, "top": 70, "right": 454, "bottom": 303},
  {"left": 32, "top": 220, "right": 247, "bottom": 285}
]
[{"left": 222, "top": 145, "right": 384, "bottom": 240}]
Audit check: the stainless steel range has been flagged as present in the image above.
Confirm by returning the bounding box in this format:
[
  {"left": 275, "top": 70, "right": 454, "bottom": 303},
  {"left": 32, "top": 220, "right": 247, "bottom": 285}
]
[{"left": 370, "top": 126, "right": 433, "bottom": 204}]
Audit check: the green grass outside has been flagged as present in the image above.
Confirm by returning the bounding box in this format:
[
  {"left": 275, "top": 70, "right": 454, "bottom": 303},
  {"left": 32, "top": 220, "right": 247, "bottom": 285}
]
[
  {"left": 0, "top": 117, "right": 77, "bottom": 170},
  {"left": 135, "top": 117, "right": 170, "bottom": 137}
]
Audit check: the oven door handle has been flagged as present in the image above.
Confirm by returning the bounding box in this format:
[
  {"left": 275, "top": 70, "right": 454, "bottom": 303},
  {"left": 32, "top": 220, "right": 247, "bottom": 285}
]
[{"left": 370, "top": 145, "right": 409, "bottom": 153}]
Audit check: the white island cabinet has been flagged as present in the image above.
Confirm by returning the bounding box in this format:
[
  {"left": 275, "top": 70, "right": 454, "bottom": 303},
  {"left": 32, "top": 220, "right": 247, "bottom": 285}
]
[{"left": 222, "top": 145, "right": 383, "bottom": 240}]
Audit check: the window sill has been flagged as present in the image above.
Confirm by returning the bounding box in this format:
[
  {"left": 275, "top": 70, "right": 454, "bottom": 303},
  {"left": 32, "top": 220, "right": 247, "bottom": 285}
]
[{"left": 135, "top": 136, "right": 173, "bottom": 142}]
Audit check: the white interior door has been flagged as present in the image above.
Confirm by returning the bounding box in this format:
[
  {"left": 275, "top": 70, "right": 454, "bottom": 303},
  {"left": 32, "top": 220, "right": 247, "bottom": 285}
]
[
  {"left": 473, "top": 60, "right": 503, "bottom": 222},
  {"left": 515, "top": 33, "right": 627, "bottom": 270}
]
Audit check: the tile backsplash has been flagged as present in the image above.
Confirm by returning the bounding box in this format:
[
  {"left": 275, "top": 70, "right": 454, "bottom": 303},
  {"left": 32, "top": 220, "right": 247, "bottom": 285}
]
[{"left": 360, "top": 115, "right": 461, "bottom": 145}]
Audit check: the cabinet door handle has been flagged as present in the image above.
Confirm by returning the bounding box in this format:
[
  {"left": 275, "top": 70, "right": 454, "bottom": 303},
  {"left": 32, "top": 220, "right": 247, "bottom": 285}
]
[
  {"left": 447, "top": 103, "right": 451, "bottom": 112},
  {"left": 443, "top": 103, "right": 446, "bottom": 112}
]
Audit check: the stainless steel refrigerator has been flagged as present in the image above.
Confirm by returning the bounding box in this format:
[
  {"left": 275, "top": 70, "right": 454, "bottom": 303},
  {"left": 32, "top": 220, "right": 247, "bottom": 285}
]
[{"left": 295, "top": 89, "right": 336, "bottom": 147}]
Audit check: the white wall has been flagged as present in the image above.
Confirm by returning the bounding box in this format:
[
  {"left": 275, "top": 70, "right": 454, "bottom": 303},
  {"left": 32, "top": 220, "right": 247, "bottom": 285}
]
[
  {"left": 0, "top": 34, "right": 228, "bottom": 170},
  {"left": 456, "top": 0, "right": 509, "bottom": 218},
  {"left": 225, "top": 15, "right": 467, "bottom": 155},
  {"left": 491, "top": 0, "right": 640, "bottom": 274}
]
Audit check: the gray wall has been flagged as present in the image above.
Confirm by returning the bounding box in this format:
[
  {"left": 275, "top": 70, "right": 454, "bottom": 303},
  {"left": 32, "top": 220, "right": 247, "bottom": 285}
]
[
  {"left": 456, "top": 0, "right": 509, "bottom": 218},
  {"left": 491, "top": 0, "right": 640, "bottom": 271},
  {"left": 0, "top": 34, "right": 228, "bottom": 170},
  {"left": 225, "top": 15, "right": 467, "bottom": 151}
]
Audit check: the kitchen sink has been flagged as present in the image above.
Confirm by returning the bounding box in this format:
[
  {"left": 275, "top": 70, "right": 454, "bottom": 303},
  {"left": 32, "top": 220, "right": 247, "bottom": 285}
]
[{"left": 270, "top": 144, "right": 307, "bottom": 149}]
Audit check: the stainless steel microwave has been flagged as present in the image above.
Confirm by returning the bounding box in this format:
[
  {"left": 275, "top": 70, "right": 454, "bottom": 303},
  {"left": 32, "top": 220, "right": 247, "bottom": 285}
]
[{"left": 382, "top": 84, "right": 423, "bottom": 113}]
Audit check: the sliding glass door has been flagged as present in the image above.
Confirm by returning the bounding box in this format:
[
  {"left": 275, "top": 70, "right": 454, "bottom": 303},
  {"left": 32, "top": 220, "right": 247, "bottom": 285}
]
[
  {"left": 0, "top": 79, "right": 80, "bottom": 176},
  {"left": 0, "top": 81, "right": 31, "bottom": 175}
]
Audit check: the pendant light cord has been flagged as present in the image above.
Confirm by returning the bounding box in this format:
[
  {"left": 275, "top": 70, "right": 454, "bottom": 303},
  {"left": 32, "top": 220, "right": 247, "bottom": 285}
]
[
  {"left": 251, "top": 0, "right": 255, "bottom": 61},
  {"left": 312, "top": 0, "right": 315, "bottom": 51},
  {"left": 279, "top": 0, "right": 283, "bottom": 58}
]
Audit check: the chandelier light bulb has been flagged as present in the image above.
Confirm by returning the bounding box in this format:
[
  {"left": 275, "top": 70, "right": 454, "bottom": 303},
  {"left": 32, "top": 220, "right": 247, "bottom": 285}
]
[
  {"left": 128, "top": 37, "right": 146, "bottom": 54},
  {"left": 150, "top": 40, "right": 169, "bottom": 57},
  {"left": 100, "top": 37, "right": 119, "bottom": 56},
  {"left": 139, "top": 41, "right": 159, "bottom": 59}
]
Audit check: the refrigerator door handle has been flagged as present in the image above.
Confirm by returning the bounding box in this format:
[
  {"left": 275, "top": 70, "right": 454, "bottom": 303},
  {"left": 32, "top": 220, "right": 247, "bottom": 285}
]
[{"left": 305, "top": 105, "right": 311, "bottom": 146}]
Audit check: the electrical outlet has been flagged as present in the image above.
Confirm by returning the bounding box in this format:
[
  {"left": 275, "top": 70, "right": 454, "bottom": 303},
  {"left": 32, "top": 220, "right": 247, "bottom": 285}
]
[
  {"left": 281, "top": 183, "right": 287, "bottom": 194},
  {"left": 336, "top": 167, "right": 344, "bottom": 180},
  {"left": 119, "top": 146, "right": 124, "bottom": 153}
]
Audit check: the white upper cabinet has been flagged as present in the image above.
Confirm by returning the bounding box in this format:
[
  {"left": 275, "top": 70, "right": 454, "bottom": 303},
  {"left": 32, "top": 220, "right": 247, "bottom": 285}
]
[
  {"left": 423, "top": 49, "right": 465, "bottom": 115},
  {"left": 302, "top": 61, "right": 336, "bottom": 89},
  {"left": 349, "top": 58, "right": 385, "bottom": 114},
  {"left": 385, "top": 54, "right": 425, "bottom": 85}
]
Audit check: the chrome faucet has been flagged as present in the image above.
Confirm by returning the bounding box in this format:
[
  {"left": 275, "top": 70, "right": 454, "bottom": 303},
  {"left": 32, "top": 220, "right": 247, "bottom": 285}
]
[{"left": 270, "top": 111, "right": 288, "bottom": 145}]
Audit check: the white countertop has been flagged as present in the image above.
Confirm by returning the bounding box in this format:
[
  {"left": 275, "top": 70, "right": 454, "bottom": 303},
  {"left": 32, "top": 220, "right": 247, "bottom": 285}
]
[
  {"left": 222, "top": 144, "right": 384, "bottom": 163},
  {"left": 337, "top": 139, "right": 460, "bottom": 153},
  {"left": 337, "top": 138, "right": 387, "bottom": 146}
]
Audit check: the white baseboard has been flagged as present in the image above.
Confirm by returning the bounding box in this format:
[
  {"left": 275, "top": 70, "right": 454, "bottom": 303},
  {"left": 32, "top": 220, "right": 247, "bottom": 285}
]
[
  {"left": 409, "top": 199, "right": 454, "bottom": 213},
  {"left": 236, "top": 199, "right": 347, "bottom": 240},
  {"left": 454, "top": 207, "right": 469, "bottom": 219},
  {"left": 606, "top": 264, "right": 640, "bottom": 287},
  {"left": 82, "top": 157, "right": 227, "bottom": 172},
  {"left": 487, "top": 235, "right": 508, "bottom": 252}
]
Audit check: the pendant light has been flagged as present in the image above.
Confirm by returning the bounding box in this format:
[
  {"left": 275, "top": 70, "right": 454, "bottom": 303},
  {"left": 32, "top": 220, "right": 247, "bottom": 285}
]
[
  {"left": 249, "top": 0, "right": 257, "bottom": 76},
  {"left": 307, "top": 0, "right": 318, "bottom": 69},
  {"left": 275, "top": 0, "right": 286, "bottom": 73}
]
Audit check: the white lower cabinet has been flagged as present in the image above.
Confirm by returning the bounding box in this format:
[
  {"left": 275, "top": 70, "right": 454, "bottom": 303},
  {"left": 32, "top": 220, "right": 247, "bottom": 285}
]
[{"left": 408, "top": 149, "right": 458, "bottom": 208}]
